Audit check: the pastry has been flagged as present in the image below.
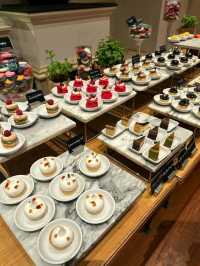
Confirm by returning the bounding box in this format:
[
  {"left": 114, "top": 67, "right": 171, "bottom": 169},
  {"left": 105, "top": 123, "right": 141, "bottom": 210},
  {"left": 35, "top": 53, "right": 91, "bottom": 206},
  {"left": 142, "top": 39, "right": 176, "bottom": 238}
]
[
  {"left": 136, "top": 71, "right": 147, "bottom": 81},
  {"left": 70, "top": 88, "right": 82, "bottom": 101},
  {"left": 56, "top": 83, "right": 68, "bottom": 94},
  {"left": 178, "top": 98, "right": 190, "bottom": 109},
  {"left": 164, "top": 132, "right": 175, "bottom": 148},
  {"left": 142, "top": 60, "right": 151, "bottom": 68},
  {"left": 1, "top": 130, "right": 18, "bottom": 148},
  {"left": 73, "top": 76, "right": 83, "bottom": 88},
  {"left": 132, "top": 136, "right": 145, "bottom": 151},
  {"left": 99, "top": 76, "right": 109, "bottom": 87},
  {"left": 157, "top": 57, "right": 166, "bottom": 66},
  {"left": 85, "top": 152, "right": 101, "bottom": 172},
  {"left": 13, "top": 109, "right": 28, "bottom": 125},
  {"left": 105, "top": 125, "right": 116, "bottom": 136},
  {"left": 180, "top": 57, "right": 188, "bottom": 64},
  {"left": 101, "top": 89, "right": 112, "bottom": 100},
  {"left": 133, "top": 122, "right": 149, "bottom": 134},
  {"left": 160, "top": 117, "right": 170, "bottom": 130},
  {"left": 155, "top": 50, "right": 162, "bottom": 57},
  {"left": 150, "top": 68, "right": 160, "bottom": 79},
  {"left": 86, "top": 83, "right": 97, "bottom": 94},
  {"left": 45, "top": 99, "right": 59, "bottom": 114},
  {"left": 148, "top": 143, "right": 160, "bottom": 161},
  {"left": 3, "top": 177, "right": 26, "bottom": 198},
  {"left": 145, "top": 53, "right": 153, "bottom": 60},
  {"left": 169, "top": 87, "right": 178, "bottom": 96},
  {"left": 121, "top": 116, "right": 129, "bottom": 127},
  {"left": 85, "top": 192, "right": 104, "bottom": 214},
  {"left": 171, "top": 59, "right": 179, "bottom": 67},
  {"left": 186, "top": 92, "right": 197, "bottom": 102},
  {"left": 5, "top": 99, "right": 18, "bottom": 113},
  {"left": 160, "top": 93, "right": 170, "bottom": 103},
  {"left": 168, "top": 53, "right": 175, "bottom": 60},
  {"left": 168, "top": 35, "right": 180, "bottom": 42},
  {"left": 39, "top": 157, "right": 57, "bottom": 176},
  {"left": 59, "top": 173, "right": 78, "bottom": 193},
  {"left": 147, "top": 126, "right": 158, "bottom": 140},
  {"left": 24, "top": 197, "right": 47, "bottom": 220},
  {"left": 49, "top": 225, "right": 74, "bottom": 250},
  {"left": 86, "top": 96, "right": 98, "bottom": 108},
  {"left": 114, "top": 80, "right": 126, "bottom": 92}
]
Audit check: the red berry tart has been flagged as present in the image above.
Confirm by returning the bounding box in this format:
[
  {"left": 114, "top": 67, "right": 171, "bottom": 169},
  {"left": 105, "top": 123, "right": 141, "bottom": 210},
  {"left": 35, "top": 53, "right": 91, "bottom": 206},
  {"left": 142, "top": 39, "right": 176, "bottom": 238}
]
[
  {"left": 86, "top": 84, "right": 97, "bottom": 94},
  {"left": 45, "top": 99, "right": 59, "bottom": 114},
  {"left": 99, "top": 76, "right": 109, "bottom": 87},
  {"left": 70, "top": 89, "right": 82, "bottom": 101},
  {"left": 56, "top": 83, "right": 68, "bottom": 94},
  {"left": 101, "top": 90, "right": 112, "bottom": 100},
  {"left": 114, "top": 81, "right": 126, "bottom": 93},
  {"left": 73, "top": 77, "right": 83, "bottom": 88},
  {"left": 86, "top": 96, "right": 98, "bottom": 108}
]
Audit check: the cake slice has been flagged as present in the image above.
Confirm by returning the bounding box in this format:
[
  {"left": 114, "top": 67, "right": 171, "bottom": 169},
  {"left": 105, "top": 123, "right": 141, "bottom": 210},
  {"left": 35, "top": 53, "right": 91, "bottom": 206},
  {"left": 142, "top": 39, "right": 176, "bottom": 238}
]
[
  {"left": 121, "top": 116, "right": 129, "bottom": 127},
  {"left": 164, "top": 132, "right": 175, "bottom": 148},
  {"left": 134, "top": 122, "right": 149, "bottom": 134},
  {"left": 160, "top": 118, "right": 169, "bottom": 130},
  {"left": 148, "top": 143, "right": 160, "bottom": 161},
  {"left": 132, "top": 136, "right": 145, "bottom": 151},
  {"left": 147, "top": 126, "right": 158, "bottom": 140},
  {"left": 105, "top": 125, "right": 116, "bottom": 136}
]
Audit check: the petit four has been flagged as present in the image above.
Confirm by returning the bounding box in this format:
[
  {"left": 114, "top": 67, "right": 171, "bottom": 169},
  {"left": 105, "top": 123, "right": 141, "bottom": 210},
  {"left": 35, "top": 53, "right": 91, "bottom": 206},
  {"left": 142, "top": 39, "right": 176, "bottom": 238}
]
[
  {"left": 170, "top": 59, "right": 180, "bottom": 67},
  {"left": 145, "top": 53, "right": 153, "bottom": 60},
  {"left": 24, "top": 197, "right": 47, "bottom": 220},
  {"left": 132, "top": 63, "right": 141, "bottom": 74},
  {"left": 99, "top": 76, "right": 109, "bottom": 87},
  {"left": 168, "top": 53, "right": 175, "bottom": 60},
  {"left": 118, "top": 68, "right": 130, "bottom": 80},
  {"left": 160, "top": 94, "right": 170, "bottom": 103},
  {"left": 147, "top": 126, "right": 158, "bottom": 140},
  {"left": 85, "top": 192, "right": 104, "bottom": 214},
  {"left": 169, "top": 87, "right": 178, "bottom": 96},
  {"left": 45, "top": 99, "right": 59, "bottom": 114},
  {"left": 186, "top": 92, "right": 197, "bottom": 102},
  {"left": 148, "top": 143, "right": 160, "bottom": 161},
  {"left": 149, "top": 68, "right": 160, "bottom": 79},
  {"left": 105, "top": 125, "right": 116, "bottom": 136},
  {"left": 86, "top": 83, "right": 97, "bottom": 94},
  {"left": 164, "top": 132, "right": 175, "bottom": 148},
  {"left": 70, "top": 88, "right": 82, "bottom": 101},
  {"left": 133, "top": 122, "right": 149, "bottom": 135},
  {"left": 178, "top": 98, "right": 190, "bottom": 109},
  {"left": 121, "top": 116, "right": 129, "bottom": 127},
  {"left": 1, "top": 130, "right": 18, "bottom": 148},
  {"left": 59, "top": 173, "right": 78, "bottom": 193},
  {"left": 110, "top": 66, "right": 118, "bottom": 75},
  {"left": 73, "top": 76, "right": 83, "bottom": 88},
  {"left": 160, "top": 117, "right": 170, "bottom": 130},
  {"left": 101, "top": 89, "right": 112, "bottom": 100},
  {"left": 56, "top": 83, "right": 68, "bottom": 94},
  {"left": 132, "top": 136, "right": 145, "bottom": 151},
  {"left": 114, "top": 80, "right": 126, "bottom": 92},
  {"left": 5, "top": 99, "right": 18, "bottom": 113},
  {"left": 3, "top": 177, "right": 25, "bottom": 198},
  {"left": 155, "top": 50, "right": 162, "bottom": 57},
  {"left": 136, "top": 71, "right": 148, "bottom": 81},
  {"left": 156, "top": 57, "right": 166, "bottom": 66},
  {"left": 142, "top": 60, "right": 151, "bottom": 69},
  {"left": 39, "top": 157, "right": 57, "bottom": 176},
  {"left": 168, "top": 35, "right": 180, "bottom": 42},
  {"left": 85, "top": 152, "right": 101, "bottom": 172},
  {"left": 86, "top": 96, "right": 98, "bottom": 108},
  {"left": 49, "top": 225, "right": 74, "bottom": 250},
  {"left": 13, "top": 109, "right": 28, "bottom": 125}
]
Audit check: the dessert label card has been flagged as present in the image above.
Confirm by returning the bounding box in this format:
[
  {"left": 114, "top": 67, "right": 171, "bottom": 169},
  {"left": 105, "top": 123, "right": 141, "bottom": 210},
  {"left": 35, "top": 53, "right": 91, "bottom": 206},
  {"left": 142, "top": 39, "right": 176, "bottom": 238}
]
[
  {"left": 132, "top": 54, "right": 140, "bottom": 65},
  {"left": 67, "top": 135, "right": 85, "bottom": 155},
  {"left": 89, "top": 69, "right": 102, "bottom": 80},
  {"left": 26, "top": 90, "right": 45, "bottom": 106}
]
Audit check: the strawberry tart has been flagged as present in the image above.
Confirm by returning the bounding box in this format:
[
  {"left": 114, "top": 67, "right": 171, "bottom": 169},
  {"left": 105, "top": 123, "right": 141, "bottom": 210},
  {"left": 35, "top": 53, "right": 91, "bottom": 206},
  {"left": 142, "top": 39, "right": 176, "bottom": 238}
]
[
  {"left": 45, "top": 99, "right": 59, "bottom": 114},
  {"left": 86, "top": 83, "right": 97, "bottom": 94},
  {"left": 101, "top": 89, "right": 113, "bottom": 100},
  {"left": 114, "top": 80, "right": 126, "bottom": 93},
  {"left": 5, "top": 99, "right": 19, "bottom": 113},
  {"left": 99, "top": 76, "right": 109, "bottom": 87},
  {"left": 1, "top": 130, "right": 18, "bottom": 148},
  {"left": 73, "top": 76, "right": 83, "bottom": 88},
  {"left": 70, "top": 89, "right": 82, "bottom": 101},
  {"left": 86, "top": 96, "right": 99, "bottom": 109},
  {"left": 56, "top": 83, "right": 68, "bottom": 94},
  {"left": 14, "top": 109, "right": 28, "bottom": 125}
]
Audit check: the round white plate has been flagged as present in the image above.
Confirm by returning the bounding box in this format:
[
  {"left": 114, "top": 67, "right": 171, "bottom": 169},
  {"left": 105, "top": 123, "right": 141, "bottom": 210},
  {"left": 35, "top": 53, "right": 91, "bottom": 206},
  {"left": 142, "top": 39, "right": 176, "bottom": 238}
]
[
  {"left": 1, "top": 102, "right": 28, "bottom": 117},
  {"left": 37, "top": 218, "right": 82, "bottom": 264},
  {"left": 8, "top": 112, "right": 38, "bottom": 129},
  {"left": 163, "top": 88, "right": 180, "bottom": 98},
  {"left": 132, "top": 75, "right": 151, "bottom": 85},
  {"left": 37, "top": 104, "right": 62, "bottom": 118},
  {"left": 14, "top": 194, "right": 55, "bottom": 232},
  {"left": 30, "top": 157, "right": 63, "bottom": 181},
  {"left": 79, "top": 99, "right": 103, "bottom": 112},
  {"left": 76, "top": 189, "right": 115, "bottom": 224},
  {"left": 171, "top": 100, "right": 193, "bottom": 113},
  {"left": 64, "top": 93, "right": 82, "bottom": 105},
  {"left": 0, "top": 132, "right": 26, "bottom": 155},
  {"left": 116, "top": 72, "right": 132, "bottom": 81},
  {"left": 49, "top": 173, "right": 85, "bottom": 202},
  {"left": 166, "top": 63, "right": 183, "bottom": 70},
  {"left": 192, "top": 106, "right": 200, "bottom": 119},
  {"left": 101, "top": 91, "right": 118, "bottom": 103},
  {"left": 51, "top": 86, "right": 67, "bottom": 98},
  {"left": 0, "top": 175, "right": 34, "bottom": 205},
  {"left": 113, "top": 84, "right": 132, "bottom": 96},
  {"left": 154, "top": 94, "right": 172, "bottom": 106},
  {"left": 78, "top": 153, "right": 110, "bottom": 177}
]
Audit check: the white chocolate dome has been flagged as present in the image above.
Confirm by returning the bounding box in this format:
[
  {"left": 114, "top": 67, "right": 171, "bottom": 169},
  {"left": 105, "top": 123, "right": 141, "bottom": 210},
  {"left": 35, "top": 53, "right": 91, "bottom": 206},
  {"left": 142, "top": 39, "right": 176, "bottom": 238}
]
[
  {"left": 85, "top": 152, "right": 101, "bottom": 172},
  {"left": 85, "top": 192, "right": 104, "bottom": 214},
  {"left": 59, "top": 173, "right": 78, "bottom": 193},
  {"left": 24, "top": 197, "right": 47, "bottom": 220},
  {"left": 49, "top": 225, "right": 74, "bottom": 250},
  {"left": 39, "top": 157, "right": 57, "bottom": 176},
  {"left": 3, "top": 177, "right": 25, "bottom": 198}
]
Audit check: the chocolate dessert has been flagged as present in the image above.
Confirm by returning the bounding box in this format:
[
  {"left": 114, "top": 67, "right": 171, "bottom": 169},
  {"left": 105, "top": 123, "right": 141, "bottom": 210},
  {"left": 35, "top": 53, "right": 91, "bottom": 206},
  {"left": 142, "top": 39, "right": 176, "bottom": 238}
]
[
  {"left": 180, "top": 57, "right": 188, "bottom": 63},
  {"left": 145, "top": 53, "right": 153, "bottom": 60},
  {"left": 169, "top": 87, "right": 178, "bottom": 95},
  {"left": 147, "top": 126, "right": 158, "bottom": 140},
  {"left": 178, "top": 98, "right": 190, "bottom": 108},
  {"left": 186, "top": 52, "right": 193, "bottom": 59},
  {"left": 160, "top": 94, "right": 169, "bottom": 101},
  {"left": 173, "top": 48, "right": 181, "bottom": 55},
  {"left": 157, "top": 57, "right": 165, "bottom": 63},
  {"left": 171, "top": 59, "right": 179, "bottom": 66},
  {"left": 186, "top": 92, "right": 197, "bottom": 100},
  {"left": 132, "top": 136, "right": 145, "bottom": 151},
  {"left": 155, "top": 51, "right": 162, "bottom": 56},
  {"left": 160, "top": 117, "right": 170, "bottom": 130},
  {"left": 168, "top": 53, "right": 175, "bottom": 60},
  {"left": 194, "top": 85, "right": 200, "bottom": 93}
]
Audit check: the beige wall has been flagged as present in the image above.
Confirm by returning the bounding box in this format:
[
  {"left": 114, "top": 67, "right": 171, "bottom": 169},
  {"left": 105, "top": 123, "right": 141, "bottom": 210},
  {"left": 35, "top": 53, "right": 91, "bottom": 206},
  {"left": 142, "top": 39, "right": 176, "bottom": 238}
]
[{"left": 187, "top": 0, "right": 200, "bottom": 32}]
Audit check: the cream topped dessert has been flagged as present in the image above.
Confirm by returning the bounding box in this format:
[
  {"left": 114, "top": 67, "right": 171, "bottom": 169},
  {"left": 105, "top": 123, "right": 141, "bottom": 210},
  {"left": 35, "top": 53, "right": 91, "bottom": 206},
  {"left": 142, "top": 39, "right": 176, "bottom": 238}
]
[
  {"left": 24, "top": 197, "right": 47, "bottom": 220},
  {"left": 49, "top": 225, "right": 74, "bottom": 250},
  {"left": 3, "top": 177, "right": 26, "bottom": 198},
  {"left": 85, "top": 152, "right": 101, "bottom": 172},
  {"left": 39, "top": 157, "right": 57, "bottom": 176},
  {"left": 59, "top": 173, "right": 78, "bottom": 193},
  {"left": 85, "top": 192, "right": 104, "bottom": 214}
]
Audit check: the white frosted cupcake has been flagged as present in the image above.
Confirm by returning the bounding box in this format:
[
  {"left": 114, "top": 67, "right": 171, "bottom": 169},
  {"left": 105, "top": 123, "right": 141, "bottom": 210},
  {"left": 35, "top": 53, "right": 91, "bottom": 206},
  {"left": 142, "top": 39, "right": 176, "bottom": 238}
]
[
  {"left": 49, "top": 225, "right": 74, "bottom": 250},
  {"left": 59, "top": 173, "right": 78, "bottom": 193},
  {"left": 39, "top": 157, "right": 57, "bottom": 176},
  {"left": 24, "top": 197, "right": 47, "bottom": 220},
  {"left": 3, "top": 177, "right": 25, "bottom": 198},
  {"left": 85, "top": 152, "right": 101, "bottom": 172},
  {"left": 84, "top": 192, "right": 104, "bottom": 214}
]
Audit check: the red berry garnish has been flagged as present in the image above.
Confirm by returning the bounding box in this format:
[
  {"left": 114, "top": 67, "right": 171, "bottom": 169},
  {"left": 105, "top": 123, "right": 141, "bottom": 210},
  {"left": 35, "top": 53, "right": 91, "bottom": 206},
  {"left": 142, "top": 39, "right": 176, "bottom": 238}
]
[
  {"left": 3, "top": 130, "right": 11, "bottom": 137},
  {"left": 16, "top": 108, "right": 23, "bottom": 115},
  {"left": 6, "top": 99, "right": 12, "bottom": 105},
  {"left": 47, "top": 99, "right": 54, "bottom": 105}
]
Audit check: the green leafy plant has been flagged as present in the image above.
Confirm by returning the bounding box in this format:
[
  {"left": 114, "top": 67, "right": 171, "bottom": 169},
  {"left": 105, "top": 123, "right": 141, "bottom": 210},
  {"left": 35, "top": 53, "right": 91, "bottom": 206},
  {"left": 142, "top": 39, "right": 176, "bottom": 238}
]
[
  {"left": 181, "top": 15, "right": 199, "bottom": 28},
  {"left": 46, "top": 49, "right": 72, "bottom": 82},
  {"left": 95, "top": 38, "right": 124, "bottom": 68}
]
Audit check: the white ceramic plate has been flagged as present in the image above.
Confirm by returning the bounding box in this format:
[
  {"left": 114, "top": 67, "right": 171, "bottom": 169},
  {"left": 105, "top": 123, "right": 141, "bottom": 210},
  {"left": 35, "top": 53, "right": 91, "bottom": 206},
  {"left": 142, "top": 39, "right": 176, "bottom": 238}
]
[
  {"left": 131, "top": 112, "right": 150, "bottom": 124},
  {"left": 37, "top": 104, "right": 62, "bottom": 118},
  {"left": 166, "top": 62, "right": 183, "bottom": 70},
  {"left": 48, "top": 173, "right": 85, "bottom": 202},
  {"left": 0, "top": 175, "right": 34, "bottom": 205},
  {"left": 14, "top": 194, "right": 55, "bottom": 232},
  {"left": 76, "top": 189, "right": 115, "bottom": 224},
  {"left": 0, "top": 133, "right": 26, "bottom": 155},
  {"left": 1, "top": 102, "right": 28, "bottom": 117},
  {"left": 79, "top": 99, "right": 103, "bottom": 112},
  {"left": 101, "top": 91, "right": 118, "bottom": 103},
  {"left": 30, "top": 157, "right": 63, "bottom": 181},
  {"left": 171, "top": 100, "right": 193, "bottom": 113},
  {"left": 132, "top": 75, "right": 151, "bottom": 85},
  {"left": 37, "top": 218, "right": 82, "bottom": 264},
  {"left": 0, "top": 122, "right": 11, "bottom": 132},
  {"left": 113, "top": 84, "right": 132, "bottom": 96},
  {"left": 101, "top": 126, "right": 125, "bottom": 139},
  {"left": 151, "top": 118, "right": 179, "bottom": 132},
  {"left": 78, "top": 153, "right": 110, "bottom": 177},
  {"left": 51, "top": 86, "right": 68, "bottom": 98},
  {"left": 180, "top": 92, "right": 200, "bottom": 105},
  {"left": 142, "top": 144, "right": 171, "bottom": 164},
  {"left": 64, "top": 93, "right": 82, "bottom": 105},
  {"left": 154, "top": 94, "right": 172, "bottom": 106},
  {"left": 8, "top": 112, "right": 38, "bottom": 129}
]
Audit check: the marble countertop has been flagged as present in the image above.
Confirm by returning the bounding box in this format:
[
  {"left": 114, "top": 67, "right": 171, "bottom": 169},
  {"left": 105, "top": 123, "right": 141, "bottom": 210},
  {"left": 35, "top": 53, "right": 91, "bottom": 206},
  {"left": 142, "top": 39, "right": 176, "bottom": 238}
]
[
  {"left": 98, "top": 116, "right": 193, "bottom": 173},
  {"left": 0, "top": 148, "right": 146, "bottom": 266}
]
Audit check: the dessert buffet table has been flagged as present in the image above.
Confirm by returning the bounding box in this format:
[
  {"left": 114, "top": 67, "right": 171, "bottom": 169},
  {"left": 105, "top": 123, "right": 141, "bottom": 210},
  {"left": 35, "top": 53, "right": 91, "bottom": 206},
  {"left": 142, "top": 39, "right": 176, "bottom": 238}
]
[{"left": 0, "top": 148, "right": 145, "bottom": 266}]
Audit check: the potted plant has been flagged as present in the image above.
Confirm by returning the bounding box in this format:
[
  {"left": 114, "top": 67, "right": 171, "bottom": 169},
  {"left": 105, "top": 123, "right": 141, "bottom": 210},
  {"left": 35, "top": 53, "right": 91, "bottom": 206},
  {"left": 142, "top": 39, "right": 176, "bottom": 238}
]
[
  {"left": 179, "top": 15, "right": 199, "bottom": 33},
  {"left": 46, "top": 49, "right": 72, "bottom": 83},
  {"left": 95, "top": 38, "right": 124, "bottom": 68}
]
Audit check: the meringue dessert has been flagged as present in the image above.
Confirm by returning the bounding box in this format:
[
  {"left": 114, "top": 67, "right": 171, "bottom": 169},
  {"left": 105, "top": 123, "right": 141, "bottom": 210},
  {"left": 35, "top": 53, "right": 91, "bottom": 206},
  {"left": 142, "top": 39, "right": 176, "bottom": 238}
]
[
  {"left": 14, "top": 109, "right": 28, "bottom": 125},
  {"left": 3, "top": 177, "right": 26, "bottom": 198},
  {"left": 24, "top": 197, "right": 47, "bottom": 220},
  {"left": 49, "top": 225, "right": 74, "bottom": 250},
  {"left": 39, "top": 157, "right": 57, "bottom": 176},
  {"left": 1, "top": 130, "right": 18, "bottom": 148},
  {"left": 85, "top": 192, "right": 104, "bottom": 214},
  {"left": 5, "top": 99, "right": 18, "bottom": 113},
  {"left": 85, "top": 152, "right": 101, "bottom": 172},
  {"left": 59, "top": 173, "right": 78, "bottom": 193}
]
